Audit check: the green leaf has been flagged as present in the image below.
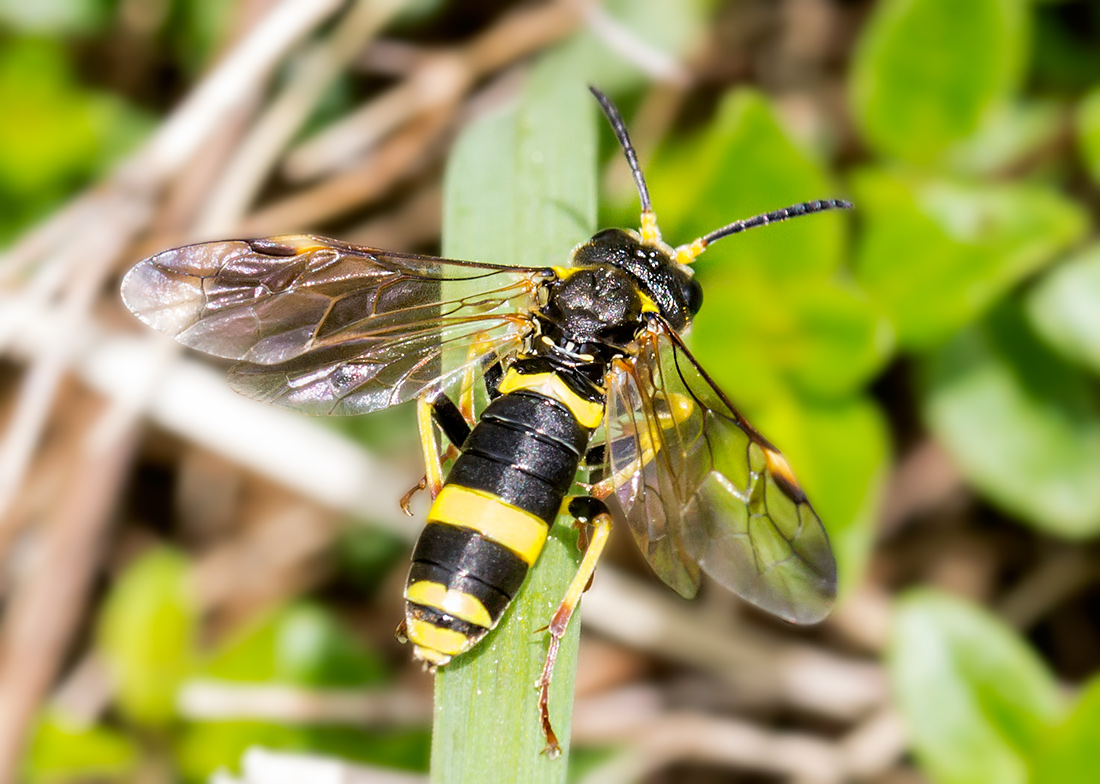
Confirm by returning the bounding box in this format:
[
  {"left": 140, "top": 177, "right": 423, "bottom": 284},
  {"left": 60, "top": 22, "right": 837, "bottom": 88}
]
[
  {"left": 564, "top": 0, "right": 708, "bottom": 93},
  {"left": 204, "top": 604, "right": 387, "bottom": 688},
  {"left": 890, "top": 590, "right": 1063, "bottom": 784},
  {"left": 849, "top": 0, "right": 1029, "bottom": 165},
  {"left": 174, "top": 721, "right": 304, "bottom": 784},
  {"left": 1026, "top": 243, "right": 1100, "bottom": 374},
  {"left": 308, "top": 726, "right": 431, "bottom": 772},
  {"left": 921, "top": 302, "right": 1100, "bottom": 537},
  {"left": 647, "top": 89, "right": 848, "bottom": 282},
  {"left": 0, "top": 0, "right": 106, "bottom": 34},
  {"left": 853, "top": 168, "right": 1088, "bottom": 350},
  {"left": 1075, "top": 86, "right": 1100, "bottom": 187},
  {"left": 692, "top": 269, "right": 893, "bottom": 403},
  {"left": 431, "top": 54, "right": 597, "bottom": 783},
  {"left": 749, "top": 392, "right": 890, "bottom": 598},
  {"left": 95, "top": 548, "right": 197, "bottom": 727},
  {"left": 1031, "top": 676, "right": 1100, "bottom": 784},
  {"left": 0, "top": 38, "right": 152, "bottom": 243},
  {"left": 23, "top": 711, "right": 139, "bottom": 783},
  {"left": 945, "top": 100, "right": 1064, "bottom": 176}
]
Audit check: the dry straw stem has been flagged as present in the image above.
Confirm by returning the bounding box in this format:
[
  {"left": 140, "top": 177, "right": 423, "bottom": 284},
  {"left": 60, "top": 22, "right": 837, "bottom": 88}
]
[
  {"left": 0, "top": 3, "right": 364, "bottom": 776},
  {"left": 573, "top": 690, "right": 906, "bottom": 783},
  {"left": 195, "top": 0, "right": 408, "bottom": 232},
  {"left": 211, "top": 747, "right": 428, "bottom": 784},
  {"left": 283, "top": 0, "right": 583, "bottom": 182}
]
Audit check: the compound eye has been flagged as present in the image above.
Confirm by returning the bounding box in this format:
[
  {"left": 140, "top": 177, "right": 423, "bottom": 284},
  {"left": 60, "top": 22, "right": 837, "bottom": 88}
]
[{"left": 681, "top": 275, "right": 703, "bottom": 316}]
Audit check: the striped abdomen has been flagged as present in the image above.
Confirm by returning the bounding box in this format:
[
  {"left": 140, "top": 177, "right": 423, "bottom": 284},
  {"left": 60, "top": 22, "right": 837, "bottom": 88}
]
[{"left": 403, "top": 388, "right": 593, "bottom": 666}]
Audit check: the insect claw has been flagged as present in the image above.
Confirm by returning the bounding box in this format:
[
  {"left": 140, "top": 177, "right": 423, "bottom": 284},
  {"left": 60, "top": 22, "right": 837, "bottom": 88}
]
[{"left": 399, "top": 477, "right": 428, "bottom": 516}]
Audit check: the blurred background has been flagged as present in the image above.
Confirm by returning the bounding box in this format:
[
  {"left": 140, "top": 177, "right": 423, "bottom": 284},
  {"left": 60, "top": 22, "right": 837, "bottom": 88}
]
[{"left": 2, "top": 0, "right": 1100, "bottom": 782}]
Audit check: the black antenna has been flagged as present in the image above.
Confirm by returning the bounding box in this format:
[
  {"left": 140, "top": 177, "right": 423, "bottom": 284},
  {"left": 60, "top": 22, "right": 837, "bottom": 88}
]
[
  {"left": 589, "top": 86, "right": 652, "bottom": 214},
  {"left": 700, "top": 199, "right": 853, "bottom": 247}
]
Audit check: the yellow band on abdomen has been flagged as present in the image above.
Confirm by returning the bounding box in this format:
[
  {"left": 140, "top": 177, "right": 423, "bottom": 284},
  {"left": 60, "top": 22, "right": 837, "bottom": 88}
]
[
  {"left": 427, "top": 484, "right": 549, "bottom": 565},
  {"left": 404, "top": 619, "right": 473, "bottom": 657},
  {"left": 497, "top": 369, "right": 605, "bottom": 429},
  {"left": 405, "top": 580, "right": 493, "bottom": 628}
]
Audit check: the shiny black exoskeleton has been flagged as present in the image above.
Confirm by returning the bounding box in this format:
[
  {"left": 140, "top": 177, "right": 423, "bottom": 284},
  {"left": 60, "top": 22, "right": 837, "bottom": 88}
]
[
  {"left": 572, "top": 228, "right": 703, "bottom": 330},
  {"left": 521, "top": 228, "right": 706, "bottom": 398}
]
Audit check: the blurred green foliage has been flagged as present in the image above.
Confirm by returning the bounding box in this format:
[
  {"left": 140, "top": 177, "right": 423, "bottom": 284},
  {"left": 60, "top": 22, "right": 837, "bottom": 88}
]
[
  {"left": 10, "top": 0, "right": 1100, "bottom": 780},
  {"left": 890, "top": 590, "right": 1063, "bottom": 784},
  {"left": 0, "top": 38, "right": 151, "bottom": 246},
  {"left": 892, "top": 590, "right": 1100, "bottom": 784},
  {"left": 26, "top": 549, "right": 425, "bottom": 783}
]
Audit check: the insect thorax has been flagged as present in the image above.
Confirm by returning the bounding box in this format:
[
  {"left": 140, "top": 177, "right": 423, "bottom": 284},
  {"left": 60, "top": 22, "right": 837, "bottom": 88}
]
[{"left": 570, "top": 228, "right": 701, "bottom": 331}]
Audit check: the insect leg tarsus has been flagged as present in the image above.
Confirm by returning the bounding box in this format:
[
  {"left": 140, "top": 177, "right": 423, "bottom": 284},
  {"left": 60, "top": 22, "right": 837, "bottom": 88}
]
[{"left": 537, "top": 497, "right": 612, "bottom": 758}]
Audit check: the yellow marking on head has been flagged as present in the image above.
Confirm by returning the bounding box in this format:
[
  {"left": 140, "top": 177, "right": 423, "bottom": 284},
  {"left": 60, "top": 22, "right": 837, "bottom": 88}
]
[
  {"left": 405, "top": 619, "right": 472, "bottom": 657},
  {"left": 405, "top": 581, "right": 493, "bottom": 628},
  {"left": 428, "top": 484, "right": 549, "bottom": 565},
  {"left": 498, "top": 369, "right": 605, "bottom": 429},
  {"left": 552, "top": 265, "right": 578, "bottom": 280},
  {"left": 763, "top": 447, "right": 798, "bottom": 489},
  {"left": 638, "top": 291, "right": 660, "bottom": 314},
  {"left": 674, "top": 238, "right": 707, "bottom": 265},
  {"left": 640, "top": 210, "right": 662, "bottom": 244}
]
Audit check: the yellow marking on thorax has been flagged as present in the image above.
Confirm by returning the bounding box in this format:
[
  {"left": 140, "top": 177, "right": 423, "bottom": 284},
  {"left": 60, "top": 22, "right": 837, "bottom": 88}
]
[
  {"left": 405, "top": 581, "right": 493, "bottom": 628},
  {"left": 498, "top": 368, "right": 605, "bottom": 429},
  {"left": 405, "top": 619, "right": 472, "bottom": 657},
  {"left": 428, "top": 485, "right": 549, "bottom": 565}
]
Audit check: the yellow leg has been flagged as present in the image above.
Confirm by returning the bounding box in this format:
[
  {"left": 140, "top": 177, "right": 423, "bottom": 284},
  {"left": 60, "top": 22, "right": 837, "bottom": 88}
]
[
  {"left": 418, "top": 394, "right": 445, "bottom": 497},
  {"left": 401, "top": 394, "right": 448, "bottom": 515},
  {"left": 459, "top": 331, "right": 496, "bottom": 423},
  {"left": 537, "top": 509, "right": 612, "bottom": 758},
  {"left": 402, "top": 335, "right": 497, "bottom": 514}
]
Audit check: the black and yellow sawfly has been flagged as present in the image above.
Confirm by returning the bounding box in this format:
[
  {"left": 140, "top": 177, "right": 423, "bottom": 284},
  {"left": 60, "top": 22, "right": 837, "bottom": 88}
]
[{"left": 121, "top": 87, "right": 844, "bottom": 756}]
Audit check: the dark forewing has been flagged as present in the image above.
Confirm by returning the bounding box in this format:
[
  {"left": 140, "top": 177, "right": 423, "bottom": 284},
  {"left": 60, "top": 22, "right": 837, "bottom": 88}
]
[
  {"left": 121, "top": 234, "right": 543, "bottom": 414},
  {"left": 601, "top": 323, "right": 837, "bottom": 624}
]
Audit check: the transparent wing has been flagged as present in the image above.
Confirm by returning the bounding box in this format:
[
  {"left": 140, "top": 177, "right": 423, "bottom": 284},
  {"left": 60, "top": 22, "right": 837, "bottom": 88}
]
[
  {"left": 121, "top": 233, "right": 542, "bottom": 414},
  {"left": 601, "top": 323, "right": 837, "bottom": 624},
  {"left": 226, "top": 314, "right": 527, "bottom": 415}
]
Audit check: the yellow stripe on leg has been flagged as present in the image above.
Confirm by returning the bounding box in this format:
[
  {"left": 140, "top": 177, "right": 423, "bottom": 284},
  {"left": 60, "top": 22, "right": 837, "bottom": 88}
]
[
  {"left": 417, "top": 394, "right": 444, "bottom": 496},
  {"left": 428, "top": 485, "right": 548, "bottom": 565},
  {"left": 405, "top": 580, "right": 493, "bottom": 628}
]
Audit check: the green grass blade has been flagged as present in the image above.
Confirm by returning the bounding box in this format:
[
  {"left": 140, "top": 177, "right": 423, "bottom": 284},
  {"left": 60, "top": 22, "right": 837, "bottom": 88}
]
[{"left": 430, "top": 60, "right": 596, "bottom": 783}]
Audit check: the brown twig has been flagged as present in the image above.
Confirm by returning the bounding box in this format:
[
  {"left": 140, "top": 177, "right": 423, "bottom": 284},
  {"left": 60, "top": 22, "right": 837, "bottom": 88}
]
[
  {"left": 282, "top": 0, "right": 584, "bottom": 182},
  {"left": 579, "top": 567, "right": 886, "bottom": 721},
  {"left": 0, "top": 419, "right": 139, "bottom": 784}
]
